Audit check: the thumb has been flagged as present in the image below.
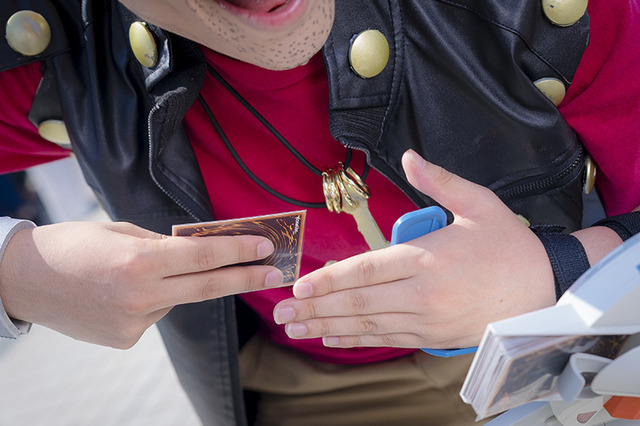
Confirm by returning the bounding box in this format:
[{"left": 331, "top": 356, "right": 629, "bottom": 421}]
[{"left": 401, "top": 149, "right": 497, "bottom": 216}]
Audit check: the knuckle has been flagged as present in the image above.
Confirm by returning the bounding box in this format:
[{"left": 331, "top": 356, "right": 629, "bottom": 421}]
[
  {"left": 200, "top": 276, "right": 222, "bottom": 300},
  {"left": 119, "top": 293, "right": 147, "bottom": 316},
  {"left": 380, "top": 334, "right": 397, "bottom": 347},
  {"left": 343, "top": 336, "right": 362, "bottom": 347},
  {"left": 476, "top": 185, "right": 498, "bottom": 204},
  {"left": 317, "top": 320, "right": 332, "bottom": 337},
  {"left": 242, "top": 269, "right": 268, "bottom": 292},
  {"left": 357, "top": 316, "right": 378, "bottom": 334},
  {"left": 415, "top": 251, "right": 435, "bottom": 273},
  {"left": 240, "top": 268, "right": 267, "bottom": 293},
  {"left": 412, "top": 285, "right": 437, "bottom": 311},
  {"left": 355, "top": 258, "right": 377, "bottom": 286},
  {"left": 302, "top": 301, "right": 318, "bottom": 320},
  {"left": 320, "top": 271, "right": 338, "bottom": 294},
  {"left": 114, "top": 221, "right": 138, "bottom": 234},
  {"left": 197, "top": 245, "right": 218, "bottom": 270},
  {"left": 119, "top": 249, "right": 152, "bottom": 277},
  {"left": 478, "top": 184, "right": 495, "bottom": 197},
  {"left": 347, "top": 291, "right": 368, "bottom": 313},
  {"left": 434, "top": 166, "right": 455, "bottom": 187},
  {"left": 236, "top": 237, "right": 260, "bottom": 263}
]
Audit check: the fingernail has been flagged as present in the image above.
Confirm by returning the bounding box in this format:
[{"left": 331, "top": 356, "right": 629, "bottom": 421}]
[
  {"left": 408, "top": 149, "right": 426, "bottom": 169},
  {"left": 264, "top": 269, "right": 284, "bottom": 287},
  {"left": 285, "top": 323, "right": 308, "bottom": 338},
  {"left": 323, "top": 336, "right": 340, "bottom": 347},
  {"left": 274, "top": 306, "right": 296, "bottom": 324},
  {"left": 257, "top": 240, "right": 274, "bottom": 258},
  {"left": 293, "top": 281, "right": 313, "bottom": 299}
]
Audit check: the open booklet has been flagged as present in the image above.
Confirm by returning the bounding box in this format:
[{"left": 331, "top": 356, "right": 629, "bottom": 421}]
[{"left": 460, "top": 233, "right": 640, "bottom": 420}]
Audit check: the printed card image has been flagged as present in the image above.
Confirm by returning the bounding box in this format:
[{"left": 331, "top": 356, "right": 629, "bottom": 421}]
[{"left": 172, "top": 210, "right": 306, "bottom": 285}]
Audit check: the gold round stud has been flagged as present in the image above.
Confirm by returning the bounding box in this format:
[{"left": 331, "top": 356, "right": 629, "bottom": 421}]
[
  {"left": 541, "top": 0, "right": 589, "bottom": 27},
  {"left": 517, "top": 215, "right": 531, "bottom": 228},
  {"left": 129, "top": 21, "right": 158, "bottom": 68},
  {"left": 534, "top": 77, "right": 567, "bottom": 106},
  {"left": 38, "top": 119, "right": 71, "bottom": 148},
  {"left": 583, "top": 155, "right": 597, "bottom": 194},
  {"left": 349, "top": 29, "right": 390, "bottom": 79},
  {"left": 6, "top": 10, "right": 51, "bottom": 56}
]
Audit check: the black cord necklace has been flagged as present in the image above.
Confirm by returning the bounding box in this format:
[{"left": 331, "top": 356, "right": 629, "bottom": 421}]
[{"left": 197, "top": 62, "right": 370, "bottom": 210}]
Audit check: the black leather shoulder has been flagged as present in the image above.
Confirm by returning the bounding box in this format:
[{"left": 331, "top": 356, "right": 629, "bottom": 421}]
[
  {"left": 325, "top": 0, "right": 590, "bottom": 230},
  {"left": 4, "top": 0, "right": 212, "bottom": 231}
]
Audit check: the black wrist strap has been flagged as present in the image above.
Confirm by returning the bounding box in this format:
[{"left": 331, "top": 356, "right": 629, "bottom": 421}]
[
  {"left": 592, "top": 211, "right": 640, "bottom": 242},
  {"left": 533, "top": 227, "right": 591, "bottom": 300},
  {"left": 532, "top": 212, "right": 640, "bottom": 301}
]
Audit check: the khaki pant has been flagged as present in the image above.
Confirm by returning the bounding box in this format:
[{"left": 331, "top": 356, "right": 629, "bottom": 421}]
[{"left": 239, "top": 336, "right": 487, "bottom": 426}]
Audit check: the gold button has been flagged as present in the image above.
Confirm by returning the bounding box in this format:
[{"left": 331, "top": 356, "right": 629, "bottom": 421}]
[
  {"left": 349, "top": 29, "right": 390, "bottom": 79},
  {"left": 534, "top": 77, "right": 566, "bottom": 106},
  {"left": 6, "top": 10, "right": 51, "bottom": 56},
  {"left": 541, "top": 0, "right": 589, "bottom": 27},
  {"left": 129, "top": 21, "right": 158, "bottom": 68},
  {"left": 38, "top": 119, "right": 71, "bottom": 148},
  {"left": 583, "top": 154, "right": 596, "bottom": 194}
]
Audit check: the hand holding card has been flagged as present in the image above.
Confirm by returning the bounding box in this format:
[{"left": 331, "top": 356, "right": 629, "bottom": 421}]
[{"left": 173, "top": 210, "right": 306, "bottom": 286}]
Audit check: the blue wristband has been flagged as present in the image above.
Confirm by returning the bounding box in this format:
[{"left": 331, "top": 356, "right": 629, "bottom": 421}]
[{"left": 391, "top": 207, "right": 477, "bottom": 358}]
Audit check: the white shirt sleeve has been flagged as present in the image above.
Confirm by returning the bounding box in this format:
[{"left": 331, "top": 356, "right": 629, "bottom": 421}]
[{"left": 0, "top": 217, "right": 35, "bottom": 338}]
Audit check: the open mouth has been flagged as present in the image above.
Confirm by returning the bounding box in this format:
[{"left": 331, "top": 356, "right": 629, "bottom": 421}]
[
  {"left": 222, "top": 0, "right": 291, "bottom": 13},
  {"left": 214, "top": 0, "right": 307, "bottom": 28}
]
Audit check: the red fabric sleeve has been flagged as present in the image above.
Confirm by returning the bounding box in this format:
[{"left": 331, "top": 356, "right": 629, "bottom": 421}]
[
  {"left": 0, "top": 62, "right": 69, "bottom": 175},
  {"left": 560, "top": 0, "right": 640, "bottom": 215}
]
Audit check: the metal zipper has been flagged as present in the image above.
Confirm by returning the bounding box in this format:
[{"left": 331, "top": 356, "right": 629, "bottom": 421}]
[
  {"left": 342, "top": 140, "right": 585, "bottom": 212},
  {"left": 147, "top": 98, "right": 247, "bottom": 424},
  {"left": 146, "top": 99, "right": 204, "bottom": 222},
  {"left": 496, "top": 146, "right": 585, "bottom": 204}
]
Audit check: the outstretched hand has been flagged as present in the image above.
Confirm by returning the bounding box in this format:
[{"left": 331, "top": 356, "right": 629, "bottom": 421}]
[
  {"left": 273, "top": 149, "right": 557, "bottom": 350},
  {"left": 0, "top": 221, "right": 282, "bottom": 348}
]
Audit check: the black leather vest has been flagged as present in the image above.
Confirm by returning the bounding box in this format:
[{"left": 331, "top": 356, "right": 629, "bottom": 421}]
[{"left": 1, "top": 1, "right": 589, "bottom": 424}]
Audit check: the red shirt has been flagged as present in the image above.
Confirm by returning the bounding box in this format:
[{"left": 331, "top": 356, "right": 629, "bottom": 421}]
[
  {"left": 1, "top": 0, "right": 638, "bottom": 363},
  {"left": 558, "top": 1, "right": 640, "bottom": 216},
  {"left": 184, "top": 49, "right": 418, "bottom": 363}
]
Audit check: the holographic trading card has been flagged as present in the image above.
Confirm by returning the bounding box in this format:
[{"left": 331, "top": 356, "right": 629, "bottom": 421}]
[{"left": 172, "top": 210, "right": 306, "bottom": 285}]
